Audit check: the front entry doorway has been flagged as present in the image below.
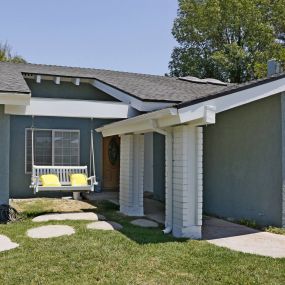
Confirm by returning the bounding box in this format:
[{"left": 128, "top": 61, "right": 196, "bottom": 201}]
[{"left": 103, "top": 136, "right": 120, "bottom": 191}]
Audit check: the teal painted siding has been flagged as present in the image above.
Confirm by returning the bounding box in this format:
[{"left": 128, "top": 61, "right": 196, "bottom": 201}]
[
  {"left": 204, "top": 95, "right": 282, "bottom": 226},
  {"left": 0, "top": 105, "right": 10, "bottom": 204},
  {"left": 9, "top": 115, "right": 116, "bottom": 198},
  {"left": 26, "top": 79, "right": 118, "bottom": 101}
]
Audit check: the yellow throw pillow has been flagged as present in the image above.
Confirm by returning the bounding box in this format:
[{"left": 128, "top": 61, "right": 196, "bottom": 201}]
[
  {"left": 40, "top": 174, "right": 61, "bottom": 187},
  {"left": 70, "top": 174, "right": 88, "bottom": 186}
]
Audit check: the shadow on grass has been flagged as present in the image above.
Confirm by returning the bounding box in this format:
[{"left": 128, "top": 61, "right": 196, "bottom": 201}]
[{"left": 82, "top": 200, "right": 187, "bottom": 245}]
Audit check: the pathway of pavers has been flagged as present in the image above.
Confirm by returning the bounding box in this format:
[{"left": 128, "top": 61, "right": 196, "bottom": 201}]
[
  {"left": 0, "top": 235, "right": 19, "bottom": 252},
  {"left": 131, "top": 218, "right": 159, "bottom": 228},
  {"left": 27, "top": 225, "right": 75, "bottom": 239},
  {"left": 87, "top": 221, "right": 123, "bottom": 231},
  {"left": 32, "top": 212, "right": 105, "bottom": 222}
]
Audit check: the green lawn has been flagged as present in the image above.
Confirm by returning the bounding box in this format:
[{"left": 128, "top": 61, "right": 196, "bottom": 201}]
[{"left": 0, "top": 199, "right": 284, "bottom": 285}]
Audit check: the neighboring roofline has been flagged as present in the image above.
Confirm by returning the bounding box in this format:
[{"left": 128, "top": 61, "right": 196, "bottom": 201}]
[{"left": 177, "top": 72, "right": 285, "bottom": 109}]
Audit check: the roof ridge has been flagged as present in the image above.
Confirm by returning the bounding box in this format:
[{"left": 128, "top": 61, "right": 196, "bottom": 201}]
[{"left": 0, "top": 61, "right": 170, "bottom": 79}]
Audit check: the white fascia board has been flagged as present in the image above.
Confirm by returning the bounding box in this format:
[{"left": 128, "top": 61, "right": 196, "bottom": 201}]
[
  {"left": 5, "top": 97, "right": 130, "bottom": 119},
  {"left": 0, "top": 92, "right": 31, "bottom": 106},
  {"left": 97, "top": 108, "right": 178, "bottom": 137},
  {"left": 92, "top": 80, "right": 174, "bottom": 112},
  {"left": 36, "top": 75, "right": 41, "bottom": 83},
  {"left": 179, "top": 77, "right": 285, "bottom": 123}
]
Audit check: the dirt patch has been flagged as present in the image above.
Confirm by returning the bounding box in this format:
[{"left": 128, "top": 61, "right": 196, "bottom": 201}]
[{"left": 11, "top": 198, "right": 96, "bottom": 214}]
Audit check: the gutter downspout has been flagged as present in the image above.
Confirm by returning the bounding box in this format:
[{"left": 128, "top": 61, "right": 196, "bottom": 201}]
[{"left": 153, "top": 127, "right": 173, "bottom": 235}]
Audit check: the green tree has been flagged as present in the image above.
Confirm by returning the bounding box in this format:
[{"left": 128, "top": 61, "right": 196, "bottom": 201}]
[
  {"left": 169, "top": 0, "right": 285, "bottom": 83},
  {"left": 0, "top": 42, "right": 26, "bottom": 63}
]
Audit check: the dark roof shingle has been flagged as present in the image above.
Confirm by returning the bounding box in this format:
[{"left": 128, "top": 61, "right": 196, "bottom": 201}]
[{"left": 0, "top": 62, "right": 229, "bottom": 102}]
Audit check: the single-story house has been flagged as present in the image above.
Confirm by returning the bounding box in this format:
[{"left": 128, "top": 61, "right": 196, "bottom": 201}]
[{"left": 0, "top": 61, "right": 285, "bottom": 238}]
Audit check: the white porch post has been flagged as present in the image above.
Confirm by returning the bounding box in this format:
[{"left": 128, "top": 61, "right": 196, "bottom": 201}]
[
  {"left": 171, "top": 125, "right": 203, "bottom": 239},
  {"left": 165, "top": 130, "right": 173, "bottom": 230},
  {"left": 119, "top": 134, "right": 144, "bottom": 216}
]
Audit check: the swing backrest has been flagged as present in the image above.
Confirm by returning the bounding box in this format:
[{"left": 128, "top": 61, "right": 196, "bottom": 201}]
[{"left": 32, "top": 165, "right": 88, "bottom": 186}]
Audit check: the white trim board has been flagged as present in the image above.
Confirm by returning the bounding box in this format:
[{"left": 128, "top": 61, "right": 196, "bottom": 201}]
[
  {"left": 0, "top": 92, "right": 31, "bottom": 106},
  {"left": 96, "top": 106, "right": 215, "bottom": 137},
  {"left": 5, "top": 97, "right": 131, "bottom": 119},
  {"left": 92, "top": 80, "right": 174, "bottom": 112},
  {"left": 178, "top": 77, "right": 285, "bottom": 123}
]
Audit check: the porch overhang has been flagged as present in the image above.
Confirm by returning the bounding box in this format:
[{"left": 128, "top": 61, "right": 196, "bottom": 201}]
[
  {"left": 5, "top": 97, "right": 131, "bottom": 119},
  {"left": 0, "top": 92, "right": 31, "bottom": 106},
  {"left": 96, "top": 105, "right": 216, "bottom": 136}
]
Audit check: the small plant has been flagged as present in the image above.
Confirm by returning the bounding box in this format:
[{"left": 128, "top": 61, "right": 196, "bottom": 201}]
[
  {"left": 0, "top": 204, "right": 20, "bottom": 223},
  {"left": 265, "top": 226, "right": 285, "bottom": 235},
  {"left": 237, "top": 218, "right": 259, "bottom": 229}
]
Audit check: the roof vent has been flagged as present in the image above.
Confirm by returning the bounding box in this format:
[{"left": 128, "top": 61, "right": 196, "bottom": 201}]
[
  {"left": 179, "top": 76, "right": 205, "bottom": 84},
  {"left": 179, "top": 76, "right": 227, "bottom": 86}
]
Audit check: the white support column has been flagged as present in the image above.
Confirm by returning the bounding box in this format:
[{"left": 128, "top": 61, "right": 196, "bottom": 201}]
[
  {"left": 165, "top": 129, "right": 173, "bottom": 230},
  {"left": 119, "top": 134, "right": 144, "bottom": 216},
  {"left": 172, "top": 125, "right": 203, "bottom": 239}
]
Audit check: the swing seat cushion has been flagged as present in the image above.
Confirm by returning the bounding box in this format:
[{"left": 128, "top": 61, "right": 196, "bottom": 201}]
[
  {"left": 70, "top": 174, "right": 88, "bottom": 186},
  {"left": 40, "top": 174, "right": 61, "bottom": 187}
]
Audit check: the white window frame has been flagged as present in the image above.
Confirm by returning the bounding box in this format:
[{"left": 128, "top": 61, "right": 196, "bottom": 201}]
[{"left": 25, "top": 128, "right": 80, "bottom": 174}]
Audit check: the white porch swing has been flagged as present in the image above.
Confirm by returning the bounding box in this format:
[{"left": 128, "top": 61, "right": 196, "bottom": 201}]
[{"left": 30, "top": 118, "right": 98, "bottom": 194}]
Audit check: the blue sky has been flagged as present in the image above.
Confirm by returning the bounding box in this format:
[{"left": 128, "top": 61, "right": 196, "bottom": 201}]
[{"left": 0, "top": 0, "right": 178, "bottom": 75}]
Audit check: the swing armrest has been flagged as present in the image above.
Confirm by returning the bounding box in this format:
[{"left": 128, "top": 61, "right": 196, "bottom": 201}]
[
  {"left": 30, "top": 175, "right": 40, "bottom": 188},
  {"left": 88, "top": 176, "right": 98, "bottom": 185}
]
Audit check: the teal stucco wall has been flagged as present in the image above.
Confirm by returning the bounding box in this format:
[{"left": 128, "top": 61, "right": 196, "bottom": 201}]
[
  {"left": 26, "top": 79, "right": 118, "bottom": 101},
  {"left": 153, "top": 133, "right": 165, "bottom": 202},
  {"left": 204, "top": 95, "right": 283, "bottom": 226},
  {"left": 0, "top": 105, "right": 10, "bottom": 204},
  {"left": 9, "top": 115, "right": 115, "bottom": 198}
]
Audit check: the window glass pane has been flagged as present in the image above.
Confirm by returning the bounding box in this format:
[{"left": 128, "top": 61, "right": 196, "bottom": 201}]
[
  {"left": 26, "top": 130, "right": 52, "bottom": 172},
  {"left": 53, "top": 131, "right": 80, "bottom": 166},
  {"left": 26, "top": 129, "right": 80, "bottom": 172}
]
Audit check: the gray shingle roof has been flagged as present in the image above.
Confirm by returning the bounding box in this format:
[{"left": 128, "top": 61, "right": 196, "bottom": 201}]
[
  {"left": 0, "top": 62, "right": 229, "bottom": 102},
  {"left": 177, "top": 71, "right": 285, "bottom": 108}
]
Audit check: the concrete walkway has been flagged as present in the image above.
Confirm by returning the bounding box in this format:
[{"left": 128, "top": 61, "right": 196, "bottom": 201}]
[
  {"left": 203, "top": 217, "right": 285, "bottom": 258},
  {"left": 87, "top": 221, "right": 123, "bottom": 231},
  {"left": 32, "top": 212, "right": 104, "bottom": 222},
  {"left": 27, "top": 225, "right": 75, "bottom": 239},
  {"left": 0, "top": 235, "right": 19, "bottom": 252}
]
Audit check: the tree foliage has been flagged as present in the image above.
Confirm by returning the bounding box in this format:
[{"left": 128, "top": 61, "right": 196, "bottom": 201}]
[
  {"left": 169, "top": 0, "right": 285, "bottom": 83},
  {"left": 0, "top": 42, "right": 26, "bottom": 63}
]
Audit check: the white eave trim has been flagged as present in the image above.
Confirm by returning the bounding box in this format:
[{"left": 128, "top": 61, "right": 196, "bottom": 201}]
[
  {"left": 0, "top": 92, "right": 31, "bottom": 106},
  {"left": 96, "top": 106, "right": 215, "bottom": 137},
  {"left": 179, "top": 76, "right": 285, "bottom": 123},
  {"left": 5, "top": 97, "right": 131, "bottom": 119},
  {"left": 92, "top": 79, "right": 174, "bottom": 112}
]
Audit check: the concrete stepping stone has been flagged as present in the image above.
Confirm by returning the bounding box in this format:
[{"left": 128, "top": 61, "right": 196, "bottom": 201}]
[
  {"left": 27, "top": 225, "right": 75, "bottom": 239},
  {"left": 32, "top": 212, "right": 105, "bottom": 222},
  {"left": 130, "top": 219, "right": 159, "bottom": 228},
  {"left": 87, "top": 221, "right": 123, "bottom": 231},
  {"left": 0, "top": 235, "right": 19, "bottom": 252}
]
